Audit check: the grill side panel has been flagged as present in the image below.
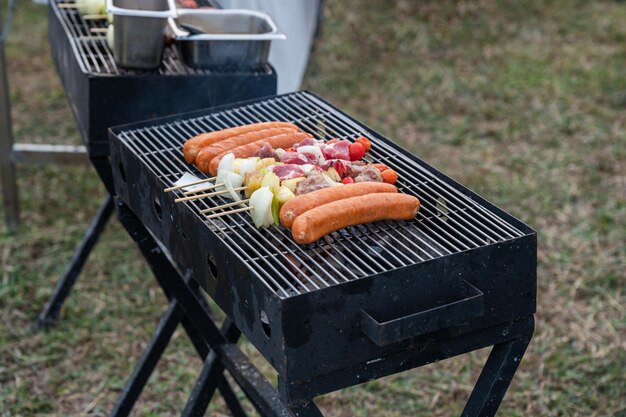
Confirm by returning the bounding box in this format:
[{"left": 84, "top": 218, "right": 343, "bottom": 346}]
[
  {"left": 279, "top": 234, "right": 536, "bottom": 383},
  {"left": 110, "top": 137, "right": 289, "bottom": 376}
]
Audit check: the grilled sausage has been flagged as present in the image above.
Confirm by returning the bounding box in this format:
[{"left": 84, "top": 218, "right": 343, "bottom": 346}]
[
  {"left": 195, "top": 127, "right": 298, "bottom": 173},
  {"left": 207, "top": 132, "right": 312, "bottom": 175},
  {"left": 279, "top": 182, "right": 398, "bottom": 229},
  {"left": 183, "top": 122, "right": 299, "bottom": 164},
  {"left": 291, "top": 193, "right": 420, "bottom": 245}
]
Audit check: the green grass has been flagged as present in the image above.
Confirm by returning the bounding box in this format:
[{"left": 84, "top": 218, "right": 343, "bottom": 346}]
[{"left": 1, "top": 0, "right": 625, "bottom": 416}]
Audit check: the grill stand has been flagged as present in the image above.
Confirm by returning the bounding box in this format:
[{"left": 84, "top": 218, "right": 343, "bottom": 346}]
[
  {"left": 35, "top": 153, "right": 118, "bottom": 329},
  {"left": 35, "top": 195, "right": 114, "bottom": 329},
  {"left": 113, "top": 198, "right": 533, "bottom": 417}
]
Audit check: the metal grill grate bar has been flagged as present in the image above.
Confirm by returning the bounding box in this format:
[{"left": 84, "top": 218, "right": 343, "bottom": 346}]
[
  {"left": 52, "top": 0, "right": 272, "bottom": 77},
  {"left": 117, "top": 92, "right": 529, "bottom": 298}
]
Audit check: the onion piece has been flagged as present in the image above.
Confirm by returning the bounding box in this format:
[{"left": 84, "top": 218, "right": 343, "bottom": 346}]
[
  {"left": 275, "top": 148, "right": 286, "bottom": 159},
  {"left": 249, "top": 186, "right": 274, "bottom": 228},
  {"left": 223, "top": 174, "right": 242, "bottom": 202},
  {"left": 218, "top": 153, "right": 236, "bottom": 173},
  {"left": 215, "top": 169, "right": 243, "bottom": 195},
  {"left": 173, "top": 172, "right": 208, "bottom": 192},
  {"left": 239, "top": 158, "right": 258, "bottom": 177}
]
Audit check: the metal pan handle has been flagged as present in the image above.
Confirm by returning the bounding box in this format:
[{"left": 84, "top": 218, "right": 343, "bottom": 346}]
[{"left": 360, "top": 281, "right": 484, "bottom": 347}]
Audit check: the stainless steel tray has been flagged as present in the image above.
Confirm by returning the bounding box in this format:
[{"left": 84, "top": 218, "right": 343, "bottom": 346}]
[
  {"left": 106, "top": 0, "right": 177, "bottom": 69},
  {"left": 169, "top": 9, "right": 285, "bottom": 69}
]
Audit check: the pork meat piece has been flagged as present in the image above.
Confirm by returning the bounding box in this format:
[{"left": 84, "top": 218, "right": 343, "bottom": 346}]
[
  {"left": 354, "top": 165, "right": 383, "bottom": 183},
  {"left": 280, "top": 151, "right": 316, "bottom": 165},
  {"left": 322, "top": 140, "right": 351, "bottom": 160},
  {"left": 270, "top": 164, "right": 306, "bottom": 181},
  {"left": 295, "top": 171, "right": 334, "bottom": 195}
]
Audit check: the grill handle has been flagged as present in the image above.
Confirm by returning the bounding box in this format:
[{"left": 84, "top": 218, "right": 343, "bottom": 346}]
[{"left": 360, "top": 280, "right": 484, "bottom": 347}]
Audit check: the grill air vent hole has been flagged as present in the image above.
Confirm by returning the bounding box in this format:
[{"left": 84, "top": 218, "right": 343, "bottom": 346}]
[
  {"left": 153, "top": 197, "right": 162, "bottom": 221},
  {"left": 118, "top": 163, "right": 127, "bottom": 183},
  {"left": 260, "top": 310, "right": 271, "bottom": 338},
  {"left": 207, "top": 252, "right": 217, "bottom": 280}
]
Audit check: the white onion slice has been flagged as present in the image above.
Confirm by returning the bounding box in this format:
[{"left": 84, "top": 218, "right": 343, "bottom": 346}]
[
  {"left": 215, "top": 169, "right": 228, "bottom": 192},
  {"left": 238, "top": 158, "right": 258, "bottom": 177},
  {"left": 249, "top": 186, "right": 274, "bottom": 228},
  {"left": 218, "top": 153, "right": 236, "bottom": 173},
  {"left": 275, "top": 148, "right": 286, "bottom": 159},
  {"left": 223, "top": 175, "right": 242, "bottom": 202},
  {"left": 173, "top": 172, "right": 211, "bottom": 192}
]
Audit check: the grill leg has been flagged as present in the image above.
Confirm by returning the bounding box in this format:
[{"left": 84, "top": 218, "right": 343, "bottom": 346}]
[
  {"left": 35, "top": 195, "right": 114, "bottom": 329},
  {"left": 0, "top": 42, "right": 19, "bottom": 232},
  {"left": 461, "top": 333, "right": 533, "bottom": 417},
  {"left": 115, "top": 200, "right": 248, "bottom": 417},
  {"left": 110, "top": 298, "right": 183, "bottom": 417},
  {"left": 290, "top": 402, "right": 324, "bottom": 417},
  {"left": 181, "top": 320, "right": 247, "bottom": 417},
  {"left": 115, "top": 199, "right": 296, "bottom": 417}
]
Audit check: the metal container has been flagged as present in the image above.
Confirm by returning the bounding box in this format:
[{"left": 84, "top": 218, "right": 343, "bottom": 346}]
[
  {"left": 169, "top": 9, "right": 286, "bottom": 69},
  {"left": 106, "top": 0, "right": 176, "bottom": 69}
]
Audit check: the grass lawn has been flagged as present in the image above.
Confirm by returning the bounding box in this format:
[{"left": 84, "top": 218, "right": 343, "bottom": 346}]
[{"left": 1, "top": 0, "right": 625, "bottom": 416}]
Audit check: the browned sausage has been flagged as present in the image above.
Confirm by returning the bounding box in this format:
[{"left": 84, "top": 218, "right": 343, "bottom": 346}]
[
  {"left": 279, "top": 182, "right": 398, "bottom": 229},
  {"left": 207, "top": 132, "right": 312, "bottom": 175},
  {"left": 183, "top": 122, "right": 299, "bottom": 164},
  {"left": 195, "top": 127, "right": 297, "bottom": 173},
  {"left": 291, "top": 193, "right": 420, "bottom": 245}
]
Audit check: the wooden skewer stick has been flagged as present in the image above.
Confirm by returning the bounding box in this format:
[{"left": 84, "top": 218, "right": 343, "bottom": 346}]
[
  {"left": 205, "top": 206, "right": 253, "bottom": 220},
  {"left": 90, "top": 28, "right": 108, "bottom": 34},
  {"left": 78, "top": 35, "right": 106, "bottom": 41},
  {"left": 183, "top": 183, "right": 224, "bottom": 196},
  {"left": 58, "top": 3, "right": 87, "bottom": 8},
  {"left": 164, "top": 176, "right": 216, "bottom": 192},
  {"left": 200, "top": 199, "right": 251, "bottom": 214},
  {"left": 175, "top": 186, "right": 247, "bottom": 203},
  {"left": 83, "top": 14, "right": 108, "bottom": 20}
]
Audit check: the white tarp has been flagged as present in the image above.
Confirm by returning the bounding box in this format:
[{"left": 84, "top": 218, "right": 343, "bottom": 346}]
[{"left": 217, "top": 0, "right": 322, "bottom": 94}]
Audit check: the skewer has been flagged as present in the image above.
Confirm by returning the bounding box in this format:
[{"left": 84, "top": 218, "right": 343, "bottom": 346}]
[
  {"left": 83, "top": 14, "right": 107, "bottom": 20},
  {"left": 58, "top": 3, "right": 86, "bottom": 8},
  {"left": 199, "top": 199, "right": 251, "bottom": 214},
  {"left": 175, "top": 186, "right": 247, "bottom": 203},
  {"left": 90, "top": 28, "right": 108, "bottom": 34},
  {"left": 164, "top": 176, "right": 216, "bottom": 192},
  {"left": 205, "top": 206, "right": 253, "bottom": 220},
  {"left": 78, "top": 35, "right": 105, "bottom": 41},
  {"left": 183, "top": 183, "right": 224, "bottom": 196}
]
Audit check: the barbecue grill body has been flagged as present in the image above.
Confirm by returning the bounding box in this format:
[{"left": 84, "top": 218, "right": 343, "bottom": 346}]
[
  {"left": 48, "top": 2, "right": 277, "bottom": 160},
  {"left": 109, "top": 93, "right": 536, "bottom": 399}
]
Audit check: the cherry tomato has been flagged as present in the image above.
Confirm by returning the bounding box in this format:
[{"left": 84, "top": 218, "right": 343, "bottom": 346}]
[
  {"left": 349, "top": 142, "right": 366, "bottom": 161},
  {"left": 355, "top": 136, "right": 372, "bottom": 152},
  {"left": 374, "top": 163, "right": 389, "bottom": 172},
  {"left": 342, "top": 177, "right": 355, "bottom": 185},
  {"left": 381, "top": 169, "right": 398, "bottom": 185}
]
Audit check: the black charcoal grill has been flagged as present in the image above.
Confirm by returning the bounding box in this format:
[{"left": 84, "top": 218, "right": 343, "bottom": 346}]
[
  {"left": 48, "top": 0, "right": 275, "bottom": 182},
  {"left": 38, "top": 0, "right": 276, "bottom": 328},
  {"left": 108, "top": 91, "right": 536, "bottom": 415}
]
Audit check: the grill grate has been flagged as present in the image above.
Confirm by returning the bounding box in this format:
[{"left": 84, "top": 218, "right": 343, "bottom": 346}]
[
  {"left": 52, "top": 0, "right": 271, "bottom": 76},
  {"left": 117, "top": 92, "right": 527, "bottom": 298}
]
